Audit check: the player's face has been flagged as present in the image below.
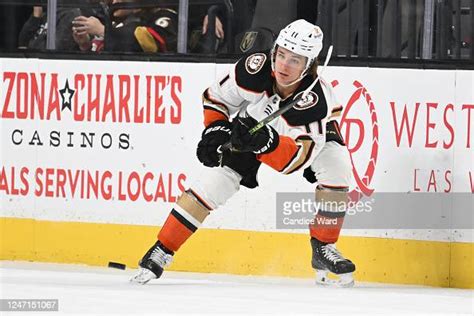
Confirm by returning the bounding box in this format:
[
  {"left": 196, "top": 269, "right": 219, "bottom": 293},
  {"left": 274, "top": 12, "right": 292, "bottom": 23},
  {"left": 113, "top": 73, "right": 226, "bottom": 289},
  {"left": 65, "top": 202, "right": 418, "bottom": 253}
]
[{"left": 274, "top": 47, "right": 307, "bottom": 86}]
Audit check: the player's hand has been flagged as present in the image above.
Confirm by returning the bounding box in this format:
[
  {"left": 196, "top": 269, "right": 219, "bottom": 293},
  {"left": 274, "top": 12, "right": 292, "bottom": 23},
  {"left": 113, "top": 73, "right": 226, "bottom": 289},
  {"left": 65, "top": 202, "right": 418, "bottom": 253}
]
[
  {"left": 231, "top": 116, "right": 279, "bottom": 154},
  {"left": 197, "top": 120, "right": 232, "bottom": 167}
]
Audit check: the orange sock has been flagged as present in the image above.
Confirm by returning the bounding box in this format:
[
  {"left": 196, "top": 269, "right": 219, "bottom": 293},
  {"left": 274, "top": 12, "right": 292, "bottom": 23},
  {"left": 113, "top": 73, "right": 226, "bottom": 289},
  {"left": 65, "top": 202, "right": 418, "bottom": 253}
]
[
  {"left": 309, "top": 213, "right": 345, "bottom": 243},
  {"left": 158, "top": 209, "right": 197, "bottom": 252}
]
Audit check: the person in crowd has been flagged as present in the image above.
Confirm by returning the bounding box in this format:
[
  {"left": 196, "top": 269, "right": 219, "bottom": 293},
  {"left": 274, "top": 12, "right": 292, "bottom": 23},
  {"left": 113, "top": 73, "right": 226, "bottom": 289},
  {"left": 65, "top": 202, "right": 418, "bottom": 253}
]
[
  {"left": 18, "top": 5, "right": 81, "bottom": 50},
  {"left": 72, "top": 0, "right": 177, "bottom": 53},
  {"left": 197, "top": 0, "right": 318, "bottom": 54},
  {"left": 201, "top": 0, "right": 257, "bottom": 41},
  {"left": 106, "top": 0, "right": 178, "bottom": 53}
]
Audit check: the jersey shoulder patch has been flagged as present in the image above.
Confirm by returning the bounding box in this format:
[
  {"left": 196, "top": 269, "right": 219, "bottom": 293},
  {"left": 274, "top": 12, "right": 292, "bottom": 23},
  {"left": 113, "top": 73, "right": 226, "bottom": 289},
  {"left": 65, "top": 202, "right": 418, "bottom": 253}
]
[
  {"left": 244, "top": 53, "right": 267, "bottom": 74},
  {"left": 235, "top": 51, "right": 272, "bottom": 94},
  {"left": 281, "top": 81, "right": 328, "bottom": 126},
  {"left": 293, "top": 91, "right": 319, "bottom": 109}
]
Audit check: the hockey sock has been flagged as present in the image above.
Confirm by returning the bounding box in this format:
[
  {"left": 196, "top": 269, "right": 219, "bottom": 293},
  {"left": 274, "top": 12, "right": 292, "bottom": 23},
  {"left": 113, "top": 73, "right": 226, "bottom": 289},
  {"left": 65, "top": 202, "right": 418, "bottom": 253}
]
[
  {"left": 158, "top": 189, "right": 211, "bottom": 252},
  {"left": 309, "top": 185, "right": 348, "bottom": 244}
]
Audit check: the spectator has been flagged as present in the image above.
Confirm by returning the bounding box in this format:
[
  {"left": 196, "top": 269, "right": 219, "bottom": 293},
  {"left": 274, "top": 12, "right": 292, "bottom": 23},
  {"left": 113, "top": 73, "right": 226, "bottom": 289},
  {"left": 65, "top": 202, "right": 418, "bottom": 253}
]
[
  {"left": 105, "top": 0, "right": 178, "bottom": 53},
  {"left": 200, "top": 0, "right": 317, "bottom": 41},
  {"left": 201, "top": 0, "right": 257, "bottom": 41},
  {"left": 18, "top": 6, "right": 81, "bottom": 50},
  {"left": 196, "top": 0, "right": 317, "bottom": 54},
  {"left": 72, "top": 0, "right": 177, "bottom": 53},
  {"left": 186, "top": 0, "right": 256, "bottom": 53}
]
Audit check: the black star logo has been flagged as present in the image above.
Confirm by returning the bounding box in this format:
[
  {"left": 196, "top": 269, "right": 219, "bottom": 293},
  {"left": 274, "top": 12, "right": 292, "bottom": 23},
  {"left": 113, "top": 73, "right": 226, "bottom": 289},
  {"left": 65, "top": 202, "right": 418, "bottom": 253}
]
[{"left": 59, "top": 79, "right": 75, "bottom": 111}]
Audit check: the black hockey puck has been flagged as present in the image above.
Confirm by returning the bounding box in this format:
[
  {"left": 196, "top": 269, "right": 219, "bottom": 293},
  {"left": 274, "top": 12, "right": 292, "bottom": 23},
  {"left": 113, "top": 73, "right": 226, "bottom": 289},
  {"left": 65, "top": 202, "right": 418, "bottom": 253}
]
[{"left": 108, "top": 262, "right": 126, "bottom": 270}]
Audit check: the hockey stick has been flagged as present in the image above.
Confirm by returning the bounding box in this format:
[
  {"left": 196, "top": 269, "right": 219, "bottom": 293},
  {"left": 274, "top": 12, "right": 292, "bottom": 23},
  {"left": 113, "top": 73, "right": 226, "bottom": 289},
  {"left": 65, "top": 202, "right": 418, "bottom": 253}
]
[{"left": 219, "top": 45, "right": 333, "bottom": 153}]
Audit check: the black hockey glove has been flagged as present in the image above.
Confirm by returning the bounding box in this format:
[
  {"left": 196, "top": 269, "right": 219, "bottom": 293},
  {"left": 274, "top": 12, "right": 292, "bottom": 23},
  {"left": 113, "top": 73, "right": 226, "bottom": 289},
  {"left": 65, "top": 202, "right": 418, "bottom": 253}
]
[
  {"left": 231, "top": 116, "right": 279, "bottom": 154},
  {"left": 196, "top": 120, "right": 232, "bottom": 167},
  {"left": 303, "top": 166, "right": 317, "bottom": 183}
]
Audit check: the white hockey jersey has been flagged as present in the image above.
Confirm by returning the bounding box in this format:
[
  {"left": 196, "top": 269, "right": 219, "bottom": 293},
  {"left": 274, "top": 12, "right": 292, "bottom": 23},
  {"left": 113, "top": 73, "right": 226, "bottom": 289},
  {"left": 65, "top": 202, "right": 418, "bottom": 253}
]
[{"left": 202, "top": 52, "right": 343, "bottom": 175}]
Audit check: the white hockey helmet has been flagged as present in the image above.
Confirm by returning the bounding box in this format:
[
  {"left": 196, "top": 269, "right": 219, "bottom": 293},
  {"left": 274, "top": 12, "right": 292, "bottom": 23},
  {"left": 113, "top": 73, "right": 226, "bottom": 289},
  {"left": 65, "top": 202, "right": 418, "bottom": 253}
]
[{"left": 271, "top": 19, "right": 324, "bottom": 82}]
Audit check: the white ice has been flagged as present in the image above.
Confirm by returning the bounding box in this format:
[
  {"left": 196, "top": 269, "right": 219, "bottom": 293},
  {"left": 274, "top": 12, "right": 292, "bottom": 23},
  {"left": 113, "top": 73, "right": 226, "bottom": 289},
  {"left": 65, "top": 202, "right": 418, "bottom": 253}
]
[{"left": 0, "top": 261, "right": 473, "bottom": 315}]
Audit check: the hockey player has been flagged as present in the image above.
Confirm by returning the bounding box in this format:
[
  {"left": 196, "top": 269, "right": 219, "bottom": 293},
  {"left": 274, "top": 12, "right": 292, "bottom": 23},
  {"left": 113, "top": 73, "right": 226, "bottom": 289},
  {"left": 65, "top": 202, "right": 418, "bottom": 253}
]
[{"left": 131, "top": 19, "right": 355, "bottom": 287}]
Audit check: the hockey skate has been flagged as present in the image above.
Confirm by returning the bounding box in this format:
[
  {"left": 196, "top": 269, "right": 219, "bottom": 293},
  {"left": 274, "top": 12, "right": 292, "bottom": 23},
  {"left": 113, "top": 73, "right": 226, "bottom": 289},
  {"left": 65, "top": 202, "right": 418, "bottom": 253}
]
[
  {"left": 310, "top": 237, "right": 355, "bottom": 287},
  {"left": 130, "top": 240, "right": 174, "bottom": 285}
]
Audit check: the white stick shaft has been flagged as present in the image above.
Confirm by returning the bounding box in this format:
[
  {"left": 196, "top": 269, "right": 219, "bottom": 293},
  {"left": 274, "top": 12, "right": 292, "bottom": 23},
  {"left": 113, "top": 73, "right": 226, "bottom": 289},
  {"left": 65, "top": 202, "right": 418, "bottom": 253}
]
[{"left": 302, "top": 45, "right": 333, "bottom": 98}]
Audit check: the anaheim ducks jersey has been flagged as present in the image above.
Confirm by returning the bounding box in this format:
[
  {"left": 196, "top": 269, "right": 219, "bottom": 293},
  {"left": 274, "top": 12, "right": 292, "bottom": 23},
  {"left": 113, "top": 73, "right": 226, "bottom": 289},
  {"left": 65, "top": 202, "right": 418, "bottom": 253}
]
[{"left": 202, "top": 51, "right": 343, "bottom": 175}]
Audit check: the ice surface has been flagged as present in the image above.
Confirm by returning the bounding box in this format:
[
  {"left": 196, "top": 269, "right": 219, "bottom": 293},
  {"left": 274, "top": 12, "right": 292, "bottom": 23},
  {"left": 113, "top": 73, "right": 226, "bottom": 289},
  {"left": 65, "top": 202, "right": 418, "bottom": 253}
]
[{"left": 0, "top": 261, "right": 472, "bottom": 315}]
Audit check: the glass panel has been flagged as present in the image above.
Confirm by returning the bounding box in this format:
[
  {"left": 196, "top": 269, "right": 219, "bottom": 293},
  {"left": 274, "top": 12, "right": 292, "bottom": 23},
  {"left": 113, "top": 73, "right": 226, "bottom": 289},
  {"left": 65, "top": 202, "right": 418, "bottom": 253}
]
[
  {"left": 0, "top": 0, "right": 182, "bottom": 54},
  {"left": 0, "top": 0, "right": 471, "bottom": 60}
]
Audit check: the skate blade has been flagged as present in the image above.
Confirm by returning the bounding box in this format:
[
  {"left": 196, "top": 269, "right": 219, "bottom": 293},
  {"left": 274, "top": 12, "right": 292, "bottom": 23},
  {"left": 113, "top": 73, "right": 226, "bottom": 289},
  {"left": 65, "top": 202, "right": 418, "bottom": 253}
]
[
  {"left": 129, "top": 268, "right": 157, "bottom": 284},
  {"left": 315, "top": 270, "right": 354, "bottom": 288}
]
